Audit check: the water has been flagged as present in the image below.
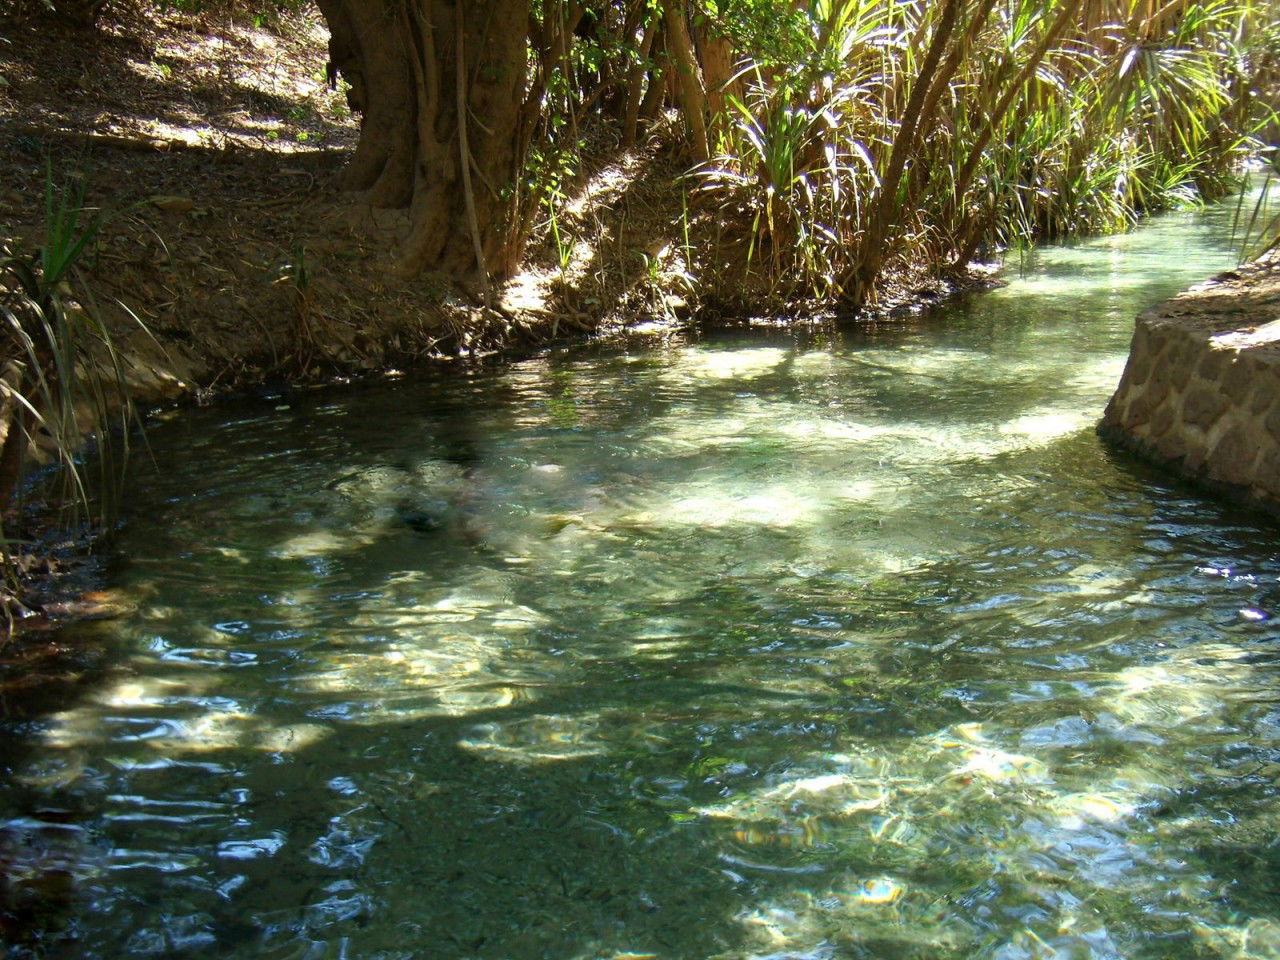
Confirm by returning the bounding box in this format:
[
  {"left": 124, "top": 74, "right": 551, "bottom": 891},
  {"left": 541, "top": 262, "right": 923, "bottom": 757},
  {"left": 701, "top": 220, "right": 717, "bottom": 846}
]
[{"left": 3, "top": 201, "right": 1279, "bottom": 960}]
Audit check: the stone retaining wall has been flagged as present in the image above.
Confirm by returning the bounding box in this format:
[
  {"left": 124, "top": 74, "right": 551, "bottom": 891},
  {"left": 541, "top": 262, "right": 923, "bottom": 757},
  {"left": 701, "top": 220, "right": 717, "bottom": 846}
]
[{"left": 1099, "top": 252, "right": 1280, "bottom": 517}]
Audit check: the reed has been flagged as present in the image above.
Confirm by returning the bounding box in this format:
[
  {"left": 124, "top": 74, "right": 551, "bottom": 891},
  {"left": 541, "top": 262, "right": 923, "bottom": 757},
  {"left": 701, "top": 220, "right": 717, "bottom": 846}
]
[{"left": 0, "top": 170, "right": 151, "bottom": 549}]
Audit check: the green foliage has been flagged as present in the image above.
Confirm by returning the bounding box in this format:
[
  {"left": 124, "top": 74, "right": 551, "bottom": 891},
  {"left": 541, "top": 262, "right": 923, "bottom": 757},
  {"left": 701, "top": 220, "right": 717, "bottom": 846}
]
[
  {"left": 696, "top": 0, "right": 810, "bottom": 68},
  {"left": 0, "top": 168, "right": 150, "bottom": 543},
  {"left": 1233, "top": 151, "right": 1280, "bottom": 261},
  {"left": 685, "top": 0, "right": 1277, "bottom": 303}
]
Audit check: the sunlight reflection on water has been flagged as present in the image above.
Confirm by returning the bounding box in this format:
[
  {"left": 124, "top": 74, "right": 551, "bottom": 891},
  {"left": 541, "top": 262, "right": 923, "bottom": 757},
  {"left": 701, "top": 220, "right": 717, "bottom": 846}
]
[{"left": 0, "top": 199, "right": 1278, "bottom": 959}]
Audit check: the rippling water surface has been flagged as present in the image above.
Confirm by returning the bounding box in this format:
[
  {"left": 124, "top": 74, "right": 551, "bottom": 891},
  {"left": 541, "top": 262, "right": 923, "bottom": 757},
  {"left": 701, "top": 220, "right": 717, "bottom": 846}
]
[{"left": 3, "top": 201, "right": 1280, "bottom": 959}]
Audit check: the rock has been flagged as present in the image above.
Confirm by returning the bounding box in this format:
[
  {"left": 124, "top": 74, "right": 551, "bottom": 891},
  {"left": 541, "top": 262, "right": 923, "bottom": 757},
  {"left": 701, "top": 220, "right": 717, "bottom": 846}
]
[{"left": 150, "top": 195, "right": 194, "bottom": 213}]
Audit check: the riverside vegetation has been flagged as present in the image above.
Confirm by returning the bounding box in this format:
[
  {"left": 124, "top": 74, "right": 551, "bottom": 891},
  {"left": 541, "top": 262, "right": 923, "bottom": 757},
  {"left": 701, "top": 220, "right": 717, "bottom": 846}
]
[{"left": 0, "top": 0, "right": 1277, "bottom": 614}]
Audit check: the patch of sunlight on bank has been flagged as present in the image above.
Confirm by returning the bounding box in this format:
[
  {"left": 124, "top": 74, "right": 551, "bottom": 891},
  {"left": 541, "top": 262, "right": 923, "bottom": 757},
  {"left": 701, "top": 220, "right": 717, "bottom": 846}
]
[{"left": 1213, "top": 318, "right": 1280, "bottom": 350}]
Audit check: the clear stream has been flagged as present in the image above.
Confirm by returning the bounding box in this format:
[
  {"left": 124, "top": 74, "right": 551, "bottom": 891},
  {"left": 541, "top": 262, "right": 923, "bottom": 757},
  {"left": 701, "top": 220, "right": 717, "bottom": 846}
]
[{"left": 3, "top": 200, "right": 1280, "bottom": 960}]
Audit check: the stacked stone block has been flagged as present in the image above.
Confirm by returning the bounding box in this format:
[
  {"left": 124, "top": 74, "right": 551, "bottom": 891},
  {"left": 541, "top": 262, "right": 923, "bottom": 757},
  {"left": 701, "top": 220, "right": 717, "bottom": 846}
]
[{"left": 1100, "top": 253, "right": 1280, "bottom": 516}]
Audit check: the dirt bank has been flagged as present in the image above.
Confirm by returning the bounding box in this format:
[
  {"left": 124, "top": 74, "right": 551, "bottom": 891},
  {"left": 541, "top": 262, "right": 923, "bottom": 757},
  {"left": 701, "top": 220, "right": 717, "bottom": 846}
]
[{"left": 1, "top": 5, "right": 976, "bottom": 394}]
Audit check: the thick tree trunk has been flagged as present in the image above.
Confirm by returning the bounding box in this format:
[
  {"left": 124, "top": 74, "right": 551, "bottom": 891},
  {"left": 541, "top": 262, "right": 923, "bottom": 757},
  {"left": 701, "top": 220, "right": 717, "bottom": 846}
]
[
  {"left": 316, "top": 0, "right": 530, "bottom": 282},
  {"left": 662, "top": 0, "right": 709, "bottom": 163},
  {"left": 694, "top": 26, "right": 739, "bottom": 126}
]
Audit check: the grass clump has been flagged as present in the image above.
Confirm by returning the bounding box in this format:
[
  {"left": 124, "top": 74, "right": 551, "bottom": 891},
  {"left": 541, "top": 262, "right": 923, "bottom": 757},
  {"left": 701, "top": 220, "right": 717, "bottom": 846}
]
[{"left": 0, "top": 169, "right": 150, "bottom": 622}]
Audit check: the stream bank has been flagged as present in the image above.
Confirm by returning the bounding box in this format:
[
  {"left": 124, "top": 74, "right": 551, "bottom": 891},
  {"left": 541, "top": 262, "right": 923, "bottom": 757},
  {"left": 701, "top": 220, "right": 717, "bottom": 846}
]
[
  {"left": 0, "top": 4, "right": 989, "bottom": 626},
  {"left": 0, "top": 5, "right": 978, "bottom": 397}
]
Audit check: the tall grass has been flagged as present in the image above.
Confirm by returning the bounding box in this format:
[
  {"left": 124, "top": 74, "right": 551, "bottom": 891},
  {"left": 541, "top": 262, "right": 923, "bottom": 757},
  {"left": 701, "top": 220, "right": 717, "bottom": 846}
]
[
  {"left": 1233, "top": 148, "right": 1280, "bottom": 260},
  {"left": 0, "top": 171, "right": 149, "bottom": 560}
]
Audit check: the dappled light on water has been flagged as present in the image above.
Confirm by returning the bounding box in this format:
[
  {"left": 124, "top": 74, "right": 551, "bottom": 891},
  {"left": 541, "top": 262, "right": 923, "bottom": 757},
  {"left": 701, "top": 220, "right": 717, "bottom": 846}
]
[{"left": 1, "top": 197, "right": 1279, "bottom": 959}]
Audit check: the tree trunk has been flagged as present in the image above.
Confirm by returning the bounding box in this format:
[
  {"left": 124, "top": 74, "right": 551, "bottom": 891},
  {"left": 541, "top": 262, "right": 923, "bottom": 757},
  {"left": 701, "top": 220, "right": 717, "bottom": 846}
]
[
  {"left": 947, "top": 0, "right": 1080, "bottom": 267},
  {"left": 662, "top": 0, "right": 710, "bottom": 163},
  {"left": 622, "top": 16, "right": 659, "bottom": 146},
  {"left": 849, "top": 0, "right": 962, "bottom": 302},
  {"left": 316, "top": 0, "right": 530, "bottom": 282},
  {"left": 0, "top": 378, "right": 32, "bottom": 513},
  {"left": 694, "top": 26, "right": 739, "bottom": 127},
  {"left": 638, "top": 31, "right": 669, "bottom": 122}
]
